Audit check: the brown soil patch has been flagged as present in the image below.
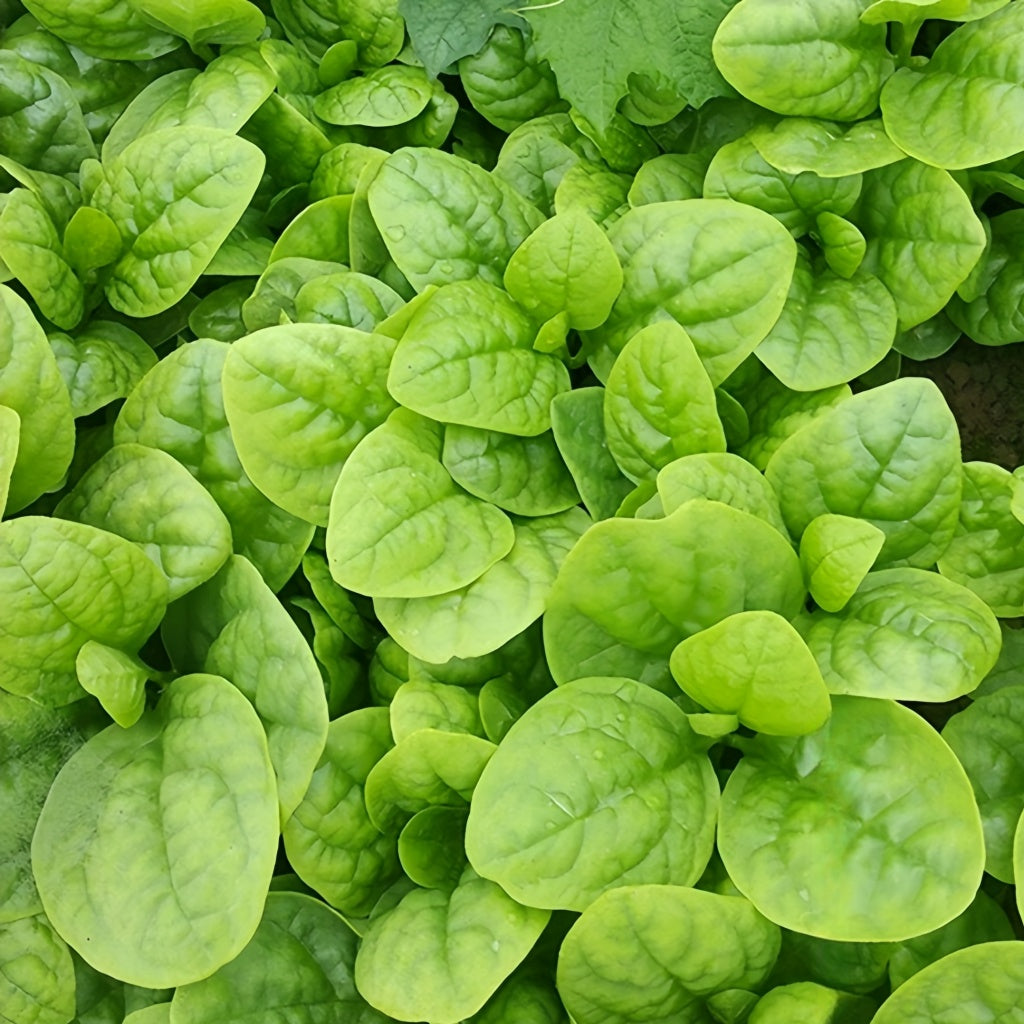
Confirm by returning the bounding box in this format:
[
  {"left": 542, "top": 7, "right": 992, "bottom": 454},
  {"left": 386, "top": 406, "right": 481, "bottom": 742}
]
[{"left": 903, "top": 339, "right": 1024, "bottom": 470}]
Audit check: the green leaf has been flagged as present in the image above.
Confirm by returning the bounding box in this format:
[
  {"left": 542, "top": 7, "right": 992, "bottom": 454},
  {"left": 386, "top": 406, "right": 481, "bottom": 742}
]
[
  {"left": 656, "top": 452, "right": 788, "bottom": 537},
  {"left": 856, "top": 159, "right": 986, "bottom": 330},
  {"left": 281, "top": 708, "right": 401, "bottom": 917},
  {"left": 441, "top": 425, "right": 580, "bottom": 517},
  {"left": 543, "top": 500, "right": 805, "bottom": 689},
  {"left": 365, "top": 729, "right": 497, "bottom": 834},
  {"left": 398, "top": 807, "right": 469, "bottom": 892},
  {"left": 242, "top": 257, "right": 348, "bottom": 331},
  {"left": 603, "top": 320, "right": 726, "bottom": 483},
  {"left": 764, "top": 378, "right": 962, "bottom": 568},
  {"left": 390, "top": 681, "right": 484, "bottom": 741},
  {"left": 160, "top": 556, "right": 329, "bottom": 822},
  {"left": 101, "top": 54, "right": 276, "bottom": 162},
  {"left": 0, "top": 187, "right": 83, "bottom": 330},
  {"left": 20, "top": 0, "right": 180, "bottom": 59},
  {"left": 0, "top": 516, "right": 167, "bottom": 706},
  {"left": 492, "top": 114, "right": 597, "bottom": 217},
  {"left": 754, "top": 251, "right": 897, "bottom": 390},
  {"left": 375, "top": 508, "right": 590, "bottom": 664},
  {"left": 718, "top": 696, "right": 985, "bottom": 941},
  {"left": 368, "top": 147, "right": 544, "bottom": 291},
  {"left": 670, "top": 611, "right": 831, "bottom": 736},
  {"left": 880, "top": 4, "right": 1024, "bottom": 170},
  {"left": 50, "top": 321, "right": 157, "bottom": 419},
  {"left": 729, "top": 364, "right": 851, "bottom": 471},
  {"left": 114, "top": 339, "right": 315, "bottom": 591},
  {"left": 797, "top": 568, "right": 1000, "bottom": 701},
  {"left": 241, "top": 94, "right": 332, "bottom": 190},
  {"left": 703, "top": 135, "right": 863, "bottom": 237},
  {"left": 465, "top": 677, "right": 719, "bottom": 910},
  {"left": 815, "top": 212, "right": 867, "bottom": 278},
  {"left": 0, "top": 693, "right": 93, "bottom": 923},
  {"left": 523, "top": 0, "right": 735, "bottom": 131},
  {"left": 936, "top": 461, "right": 1024, "bottom": 615},
  {"left": 169, "top": 892, "right": 382, "bottom": 1023},
  {"left": 0, "top": 914, "right": 75, "bottom": 1024},
  {"left": 591, "top": 199, "right": 798, "bottom": 386},
  {"left": 458, "top": 24, "right": 565, "bottom": 133},
  {"left": 799, "top": 513, "right": 885, "bottom": 612},
  {"left": 294, "top": 271, "right": 403, "bottom": 331},
  {"left": 75, "top": 641, "right": 149, "bottom": 729},
  {"left": 62, "top": 206, "right": 123, "bottom": 280},
  {"left": 888, "top": 890, "right": 1013, "bottom": 989},
  {"left": 402, "top": 0, "right": 520, "bottom": 76},
  {"left": 503, "top": 210, "right": 622, "bottom": 331},
  {"left": 556, "top": 886, "right": 780, "bottom": 1024},
  {"left": 748, "top": 118, "right": 905, "bottom": 177},
  {"left": 713, "top": 0, "right": 893, "bottom": 121},
  {"left": 628, "top": 153, "right": 707, "bottom": 206},
  {"left": 131, "top": 0, "right": 265, "bottom": 48},
  {"left": 354, "top": 866, "right": 549, "bottom": 1024},
  {"left": 315, "top": 64, "right": 433, "bottom": 126},
  {"left": 93, "top": 127, "right": 264, "bottom": 317},
  {"left": 0, "top": 51, "right": 98, "bottom": 177},
  {"left": 32, "top": 674, "right": 278, "bottom": 988},
  {"left": 947, "top": 209, "right": 1024, "bottom": 346},
  {"left": 873, "top": 943, "right": 1024, "bottom": 1023},
  {"left": 745, "top": 982, "right": 876, "bottom": 1023},
  {"left": 550, "top": 387, "right": 634, "bottom": 521},
  {"left": 942, "top": 686, "right": 1024, "bottom": 882},
  {"left": 388, "top": 280, "right": 570, "bottom": 435},
  {"left": 55, "top": 443, "right": 232, "bottom": 602},
  {"left": 223, "top": 324, "right": 398, "bottom": 527},
  {"left": 0, "top": 285, "right": 74, "bottom": 514},
  {"left": 862, "top": 0, "right": 1009, "bottom": 23},
  {"left": 272, "top": 0, "right": 405, "bottom": 66},
  {"left": 326, "top": 408, "right": 515, "bottom": 598}
]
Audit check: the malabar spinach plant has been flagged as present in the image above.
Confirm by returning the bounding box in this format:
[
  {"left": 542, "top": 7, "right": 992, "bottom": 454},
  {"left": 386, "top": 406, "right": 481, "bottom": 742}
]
[{"left": 2, "top": 0, "right": 1024, "bottom": 1021}]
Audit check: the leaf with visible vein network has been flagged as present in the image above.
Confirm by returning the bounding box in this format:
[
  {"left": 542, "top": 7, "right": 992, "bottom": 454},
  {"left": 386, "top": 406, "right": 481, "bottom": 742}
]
[{"left": 523, "top": 0, "right": 735, "bottom": 130}]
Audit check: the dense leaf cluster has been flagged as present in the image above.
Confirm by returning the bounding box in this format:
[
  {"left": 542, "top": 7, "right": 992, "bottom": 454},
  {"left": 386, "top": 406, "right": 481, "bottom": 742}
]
[{"left": 2, "top": 0, "right": 1024, "bottom": 1022}]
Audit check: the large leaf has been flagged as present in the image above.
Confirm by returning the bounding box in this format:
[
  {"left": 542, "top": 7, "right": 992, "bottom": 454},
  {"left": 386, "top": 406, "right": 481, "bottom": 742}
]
[
  {"left": 797, "top": 568, "right": 1001, "bottom": 701},
  {"left": 326, "top": 409, "right": 514, "bottom": 598},
  {"left": 557, "top": 886, "right": 780, "bottom": 1024},
  {"left": 856, "top": 159, "right": 986, "bottom": 329},
  {"left": 764, "top": 378, "right": 962, "bottom": 568},
  {"left": 55, "top": 444, "right": 233, "bottom": 602},
  {"left": 92, "top": 127, "right": 264, "bottom": 317},
  {"left": 543, "top": 499, "right": 805, "bottom": 689},
  {"left": 367, "top": 147, "right": 543, "bottom": 291},
  {"left": 713, "top": 0, "right": 893, "bottom": 120},
  {"left": 387, "top": 280, "right": 570, "bottom": 435},
  {"left": 374, "top": 508, "right": 590, "bottom": 664},
  {"left": 523, "top": 0, "right": 735, "bottom": 131},
  {"left": 880, "top": 3, "right": 1024, "bottom": 169},
  {"left": 0, "top": 517, "right": 167, "bottom": 706},
  {"left": 281, "top": 708, "right": 401, "bottom": 918},
  {"left": 590, "top": 199, "right": 797, "bottom": 385},
  {"left": 223, "top": 324, "right": 398, "bottom": 526},
  {"left": 873, "top": 942, "right": 1024, "bottom": 1023},
  {"left": 32, "top": 674, "right": 279, "bottom": 988},
  {"left": 20, "top": 0, "right": 180, "bottom": 59},
  {"left": 355, "top": 866, "right": 549, "bottom": 1024},
  {"left": 465, "top": 677, "right": 719, "bottom": 910},
  {"left": 718, "top": 696, "right": 985, "bottom": 941}
]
